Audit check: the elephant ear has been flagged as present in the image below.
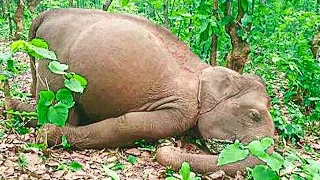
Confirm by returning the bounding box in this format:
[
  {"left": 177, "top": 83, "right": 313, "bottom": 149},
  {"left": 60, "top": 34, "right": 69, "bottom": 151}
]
[{"left": 198, "top": 67, "right": 243, "bottom": 114}]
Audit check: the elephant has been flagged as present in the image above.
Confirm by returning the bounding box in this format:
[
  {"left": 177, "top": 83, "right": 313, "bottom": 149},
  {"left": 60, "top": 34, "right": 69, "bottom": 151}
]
[{"left": 6, "top": 8, "right": 275, "bottom": 175}]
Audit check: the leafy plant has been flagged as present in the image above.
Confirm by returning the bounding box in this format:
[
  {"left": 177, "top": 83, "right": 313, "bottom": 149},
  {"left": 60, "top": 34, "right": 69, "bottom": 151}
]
[
  {"left": 127, "top": 155, "right": 137, "bottom": 165},
  {"left": 165, "top": 162, "right": 201, "bottom": 180},
  {"left": 18, "top": 154, "right": 27, "bottom": 167},
  {"left": 103, "top": 165, "right": 121, "bottom": 180},
  {"left": 61, "top": 135, "right": 72, "bottom": 149},
  {"left": 68, "top": 161, "right": 83, "bottom": 171},
  {"left": 218, "top": 137, "right": 320, "bottom": 179}
]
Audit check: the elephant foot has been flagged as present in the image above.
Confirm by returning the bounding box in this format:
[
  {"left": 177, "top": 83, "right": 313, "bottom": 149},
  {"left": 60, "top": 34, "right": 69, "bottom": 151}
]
[{"left": 37, "top": 124, "right": 84, "bottom": 149}]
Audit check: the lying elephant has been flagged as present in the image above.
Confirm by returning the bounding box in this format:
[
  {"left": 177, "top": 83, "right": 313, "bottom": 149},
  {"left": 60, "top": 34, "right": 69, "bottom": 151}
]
[{"left": 8, "top": 8, "right": 275, "bottom": 175}]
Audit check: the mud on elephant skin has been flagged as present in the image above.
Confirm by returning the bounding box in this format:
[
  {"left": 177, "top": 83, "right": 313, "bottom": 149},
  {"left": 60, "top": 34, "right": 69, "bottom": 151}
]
[{"left": 7, "top": 8, "right": 275, "bottom": 175}]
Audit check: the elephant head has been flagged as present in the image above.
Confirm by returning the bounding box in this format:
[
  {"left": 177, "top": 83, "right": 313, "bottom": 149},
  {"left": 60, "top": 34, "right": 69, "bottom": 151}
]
[
  {"left": 156, "top": 67, "right": 275, "bottom": 175},
  {"left": 197, "top": 67, "right": 275, "bottom": 147}
]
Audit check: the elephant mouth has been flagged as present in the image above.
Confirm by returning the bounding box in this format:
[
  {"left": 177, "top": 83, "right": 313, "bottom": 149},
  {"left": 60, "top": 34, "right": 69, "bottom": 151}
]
[{"left": 204, "top": 138, "right": 234, "bottom": 154}]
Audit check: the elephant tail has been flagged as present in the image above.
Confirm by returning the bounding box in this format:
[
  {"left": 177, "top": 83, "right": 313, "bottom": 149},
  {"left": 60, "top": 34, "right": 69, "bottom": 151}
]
[{"left": 156, "top": 146, "right": 263, "bottom": 176}]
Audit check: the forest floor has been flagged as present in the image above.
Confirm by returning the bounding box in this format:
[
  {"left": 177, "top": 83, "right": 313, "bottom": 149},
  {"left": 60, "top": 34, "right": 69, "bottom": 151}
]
[{"left": 0, "top": 41, "right": 319, "bottom": 180}]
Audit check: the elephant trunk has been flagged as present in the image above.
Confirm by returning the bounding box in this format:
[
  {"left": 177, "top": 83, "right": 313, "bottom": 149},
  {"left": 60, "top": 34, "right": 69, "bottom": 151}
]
[{"left": 156, "top": 146, "right": 263, "bottom": 175}]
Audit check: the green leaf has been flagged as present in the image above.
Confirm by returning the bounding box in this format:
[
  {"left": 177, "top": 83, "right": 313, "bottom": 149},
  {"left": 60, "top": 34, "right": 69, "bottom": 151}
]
[
  {"left": 29, "top": 38, "right": 49, "bottom": 49},
  {"left": 69, "top": 161, "right": 82, "bottom": 171},
  {"left": 64, "top": 78, "right": 84, "bottom": 93},
  {"left": 241, "top": 0, "right": 248, "bottom": 11},
  {"left": 61, "top": 135, "right": 72, "bottom": 149},
  {"left": 11, "top": 40, "right": 26, "bottom": 52},
  {"left": 25, "top": 143, "right": 47, "bottom": 151},
  {"left": 37, "top": 104, "right": 49, "bottom": 125},
  {"left": 0, "top": 74, "right": 8, "bottom": 81},
  {"left": 48, "top": 61, "right": 69, "bottom": 75},
  {"left": 47, "top": 102, "right": 69, "bottom": 127},
  {"left": 25, "top": 43, "right": 57, "bottom": 60},
  {"left": 217, "top": 141, "right": 249, "bottom": 166},
  {"left": 179, "top": 162, "right": 191, "bottom": 180},
  {"left": 110, "top": 163, "right": 125, "bottom": 170},
  {"left": 242, "top": 14, "right": 253, "bottom": 28},
  {"left": 37, "top": 90, "right": 55, "bottom": 106},
  {"left": 121, "top": 0, "right": 130, "bottom": 6},
  {"left": 6, "top": 59, "right": 14, "bottom": 71},
  {"left": 56, "top": 88, "right": 75, "bottom": 108},
  {"left": 265, "top": 152, "right": 284, "bottom": 173},
  {"left": 248, "top": 140, "right": 269, "bottom": 161},
  {"left": 308, "top": 97, "right": 320, "bottom": 101},
  {"left": 261, "top": 137, "right": 274, "bottom": 149},
  {"left": 252, "top": 165, "right": 280, "bottom": 180},
  {"left": 103, "top": 165, "right": 120, "bottom": 180},
  {"left": 127, "top": 155, "right": 137, "bottom": 165},
  {"left": 220, "top": 16, "right": 234, "bottom": 26},
  {"left": 72, "top": 74, "right": 87, "bottom": 87}
]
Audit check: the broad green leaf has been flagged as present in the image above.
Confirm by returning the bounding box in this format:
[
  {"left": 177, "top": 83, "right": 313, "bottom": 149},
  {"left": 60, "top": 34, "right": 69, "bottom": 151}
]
[
  {"left": 48, "top": 61, "right": 69, "bottom": 75},
  {"left": 37, "top": 105, "right": 49, "bottom": 125},
  {"left": 64, "top": 78, "right": 84, "bottom": 93},
  {"left": 10, "top": 40, "right": 26, "bottom": 52},
  {"left": 56, "top": 88, "right": 75, "bottom": 108},
  {"left": 29, "top": 38, "right": 49, "bottom": 48},
  {"left": 72, "top": 74, "right": 88, "bottom": 87},
  {"left": 248, "top": 140, "right": 269, "bottom": 161},
  {"left": 127, "top": 155, "right": 137, "bottom": 165},
  {"left": 26, "top": 43, "right": 57, "bottom": 60},
  {"left": 217, "top": 141, "right": 249, "bottom": 166},
  {"left": 47, "top": 102, "right": 69, "bottom": 127},
  {"left": 37, "top": 90, "right": 55, "bottom": 106},
  {"left": 179, "top": 162, "right": 191, "bottom": 180},
  {"left": 103, "top": 165, "right": 120, "bottom": 180},
  {"left": 265, "top": 152, "right": 284, "bottom": 173},
  {"left": 61, "top": 135, "right": 71, "bottom": 149},
  {"left": 252, "top": 165, "right": 280, "bottom": 180},
  {"left": 260, "top": 137, "right": 274, "bottom": 149},
  {"left": 69, "top": 161, "right": 82, "bottom": 171}
]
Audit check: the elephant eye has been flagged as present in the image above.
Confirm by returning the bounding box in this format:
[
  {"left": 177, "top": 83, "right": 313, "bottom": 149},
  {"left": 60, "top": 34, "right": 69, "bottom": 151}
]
[{"left": 249, "top": 109, "right": 261, "bottom": 122}]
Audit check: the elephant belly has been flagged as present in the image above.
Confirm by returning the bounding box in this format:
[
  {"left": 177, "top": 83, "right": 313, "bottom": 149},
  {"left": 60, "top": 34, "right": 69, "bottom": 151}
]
[{"left": 36, "top": 13, "right": 181, "bottom": 123}]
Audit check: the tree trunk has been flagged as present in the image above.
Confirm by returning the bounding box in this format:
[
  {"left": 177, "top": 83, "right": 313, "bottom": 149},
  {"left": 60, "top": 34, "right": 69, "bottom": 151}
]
[
  {"left": 311, "top": 29, "right": 320, "bottom": 59},
  {"left": 102, "top": 0, "right": 113, "bottom": 11},
  {"left": 27, "top": 0, "right": 38, "bottom": 13},
  {"left": 5, "top": 0, "right": 13, "bottom": 37},
  {"left": 69, "top": 0, "right": 74, "bottom": 7},
  {"left": 210, "top": 0, "right": 219, "bottom": 66},
  {"left": 13, "top": 0, "right": 24, "bottom": 40},
  {"left": 163, "top": 0, "right": 169, "bottom": 28},
  {"left": 225, "top": 0, "right": 251, "bottom": 73}
]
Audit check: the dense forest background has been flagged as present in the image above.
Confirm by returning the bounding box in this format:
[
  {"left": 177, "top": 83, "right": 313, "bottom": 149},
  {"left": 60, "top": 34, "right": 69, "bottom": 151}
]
[{"left": 0, "top": 0, "right": 320, "bottom": 179}]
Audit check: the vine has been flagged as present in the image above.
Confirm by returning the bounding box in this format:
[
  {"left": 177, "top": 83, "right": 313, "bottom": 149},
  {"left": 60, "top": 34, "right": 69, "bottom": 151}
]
[{"left": 1, "top": 38, "right": 87, "bottom": 127}]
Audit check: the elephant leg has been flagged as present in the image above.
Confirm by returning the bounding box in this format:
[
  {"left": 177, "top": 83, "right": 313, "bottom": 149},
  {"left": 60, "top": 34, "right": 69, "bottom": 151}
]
[
  {"left": 156, "top": 146, "right": 272, "bottom": 175},
  {"left": 5, "top": 98, "right": 38, "bottom": 127},
  {"left": 44, "top": 109, "right": 195, "bottom": 149}
]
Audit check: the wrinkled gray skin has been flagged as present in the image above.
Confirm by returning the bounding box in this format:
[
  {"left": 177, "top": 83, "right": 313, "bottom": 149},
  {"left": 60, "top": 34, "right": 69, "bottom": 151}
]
[{"left": 8, "top": 8, "right": 275, "bottom": 175}]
